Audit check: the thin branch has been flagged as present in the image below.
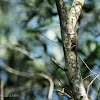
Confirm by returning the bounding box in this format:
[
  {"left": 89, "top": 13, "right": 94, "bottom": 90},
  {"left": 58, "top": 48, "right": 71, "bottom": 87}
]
[
  {"left": 1, "top": 62, "right": 54, "bottom": 100},
  {"left": 79, "top": 55, "right": 100, "bottom": 82},
  {"left": 27, "top": 27, "right": 61, "bottom": 44},
  {"left": 2, "top": 63, "right": 34, "bottom": 78},
  {"left": 1, "top": 80, "right": 4, "bottom": 100},
  {"left": 7, "top": 73, "right": 54, "bottom": 100},
  {"left": 0, "top": 45, "right": 58, "bottom": 99},
  {"left": 87, "top": 73, "right": 100, "bottom": 96},
  {"left": 39, "top": 30, "right": 61, "bottom": 44},
  {"left": 0, "top": 45, "right": 46, "bottom": 71},
  {"left": 51, "top": 58, "right": 65, "bottom": 71},
  {"left": 39, "top": 73, "right": 54, "bottom": 100},
  {"left": 56, "top": 88, "right": 72, "bottom": 99},
  {"left": 84, "top": 74, "right": 100, "bottom": 99},
  {"left": 83, "top": 73, "right": 99, "bottom": 80},
  {"left": 0, "top": 45, "right": 37, "bottom": 61},
  {"left": 1, "top": 45, "right": 65, "bottom": 89},
  {"left": 42, "top": 57, "right": 65, "bottom": 88}
]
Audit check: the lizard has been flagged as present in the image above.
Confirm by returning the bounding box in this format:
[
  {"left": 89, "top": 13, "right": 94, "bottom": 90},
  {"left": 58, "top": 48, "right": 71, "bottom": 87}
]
[
  {"left": 70, "top": 33, "right": 100, "bottom": 83},
  {"left": 71, "top": 32, "right": 78, "bottom": 67}
]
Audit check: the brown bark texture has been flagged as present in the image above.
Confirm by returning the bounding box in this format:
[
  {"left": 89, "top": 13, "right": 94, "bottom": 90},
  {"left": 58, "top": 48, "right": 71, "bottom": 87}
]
[{"left": 55, "top": 0, "right": 89, "bottom": 100}]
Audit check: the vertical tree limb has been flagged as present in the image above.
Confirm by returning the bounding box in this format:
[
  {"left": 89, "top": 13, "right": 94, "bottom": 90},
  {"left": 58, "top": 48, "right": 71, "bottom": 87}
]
[
  {"left": 1, "top": 80, "right": 4, "bottom": 100},
  {"left": 55, "top": 0, "right": 89, "bottom": 99}
]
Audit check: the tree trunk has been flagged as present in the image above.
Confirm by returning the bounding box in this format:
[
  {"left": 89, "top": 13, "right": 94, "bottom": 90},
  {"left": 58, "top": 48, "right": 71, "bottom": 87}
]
[{"left": 55, "top": 0, "right": 89, "bottom": 99}]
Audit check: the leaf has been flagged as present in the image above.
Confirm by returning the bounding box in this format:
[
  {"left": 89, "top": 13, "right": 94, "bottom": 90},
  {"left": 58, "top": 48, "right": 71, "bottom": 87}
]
[{"left": 26, "top": 29, "right": 39, "bottom": 34}]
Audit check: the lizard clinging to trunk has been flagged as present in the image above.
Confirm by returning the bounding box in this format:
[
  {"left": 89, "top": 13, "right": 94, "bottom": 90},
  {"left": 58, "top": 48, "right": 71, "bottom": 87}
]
[{"left": 70, "top": 32, "right": 78, "bottom": 67}]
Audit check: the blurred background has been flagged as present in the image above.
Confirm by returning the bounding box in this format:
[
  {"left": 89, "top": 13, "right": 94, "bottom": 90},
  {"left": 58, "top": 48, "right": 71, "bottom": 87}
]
[{"left": 0, "top": 0, "right": 100, "bottom": 100}]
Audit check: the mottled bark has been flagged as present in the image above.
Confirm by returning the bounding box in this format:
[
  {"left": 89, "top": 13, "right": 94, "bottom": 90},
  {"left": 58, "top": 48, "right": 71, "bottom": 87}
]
[{"left": 55, "top": 0, "right": 89, "bottom": 100}]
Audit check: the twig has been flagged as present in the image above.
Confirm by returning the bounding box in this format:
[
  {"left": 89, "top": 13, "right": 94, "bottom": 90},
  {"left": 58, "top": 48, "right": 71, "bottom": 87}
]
[
  {"left": 42, "top": 57, "right": 65, "bottom": 88},
  {"left": 0, "top": 45, "right": 46, "bottom": 71},
  {"left": 87, "top": 73, "right": 100, "bottom": 96},
  {"left": 56, "top": 88, "right": 72, "bottom": 99},
  {"left": 51, "top": 58, "right": 65, "bottom": 71},
  {"left": 2, "top": 63, "right": 34, "bottom": 78},
  {"left": 39, "top": 73, "right": 54, "bottom": 100},
  {"left": 83, "top": 73, "right": 100, "bottom": 80},
  {"left": 1, "top": 80, "right": 4, "bottom": 100},
  {"left": 7, "top": 73, "right": 54, "bottom": 100},
  {"left": 0, "top": 45, "right": 38, "bottom": 62},
  {"left": 79, "top": 55, "right": 100, "bottom": 82},
  {"left": 1, "top": 62, "right": 53, "bottom": 100},
  {"left": 39, "top": 30, "right": 61, "bottom": 44}
]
